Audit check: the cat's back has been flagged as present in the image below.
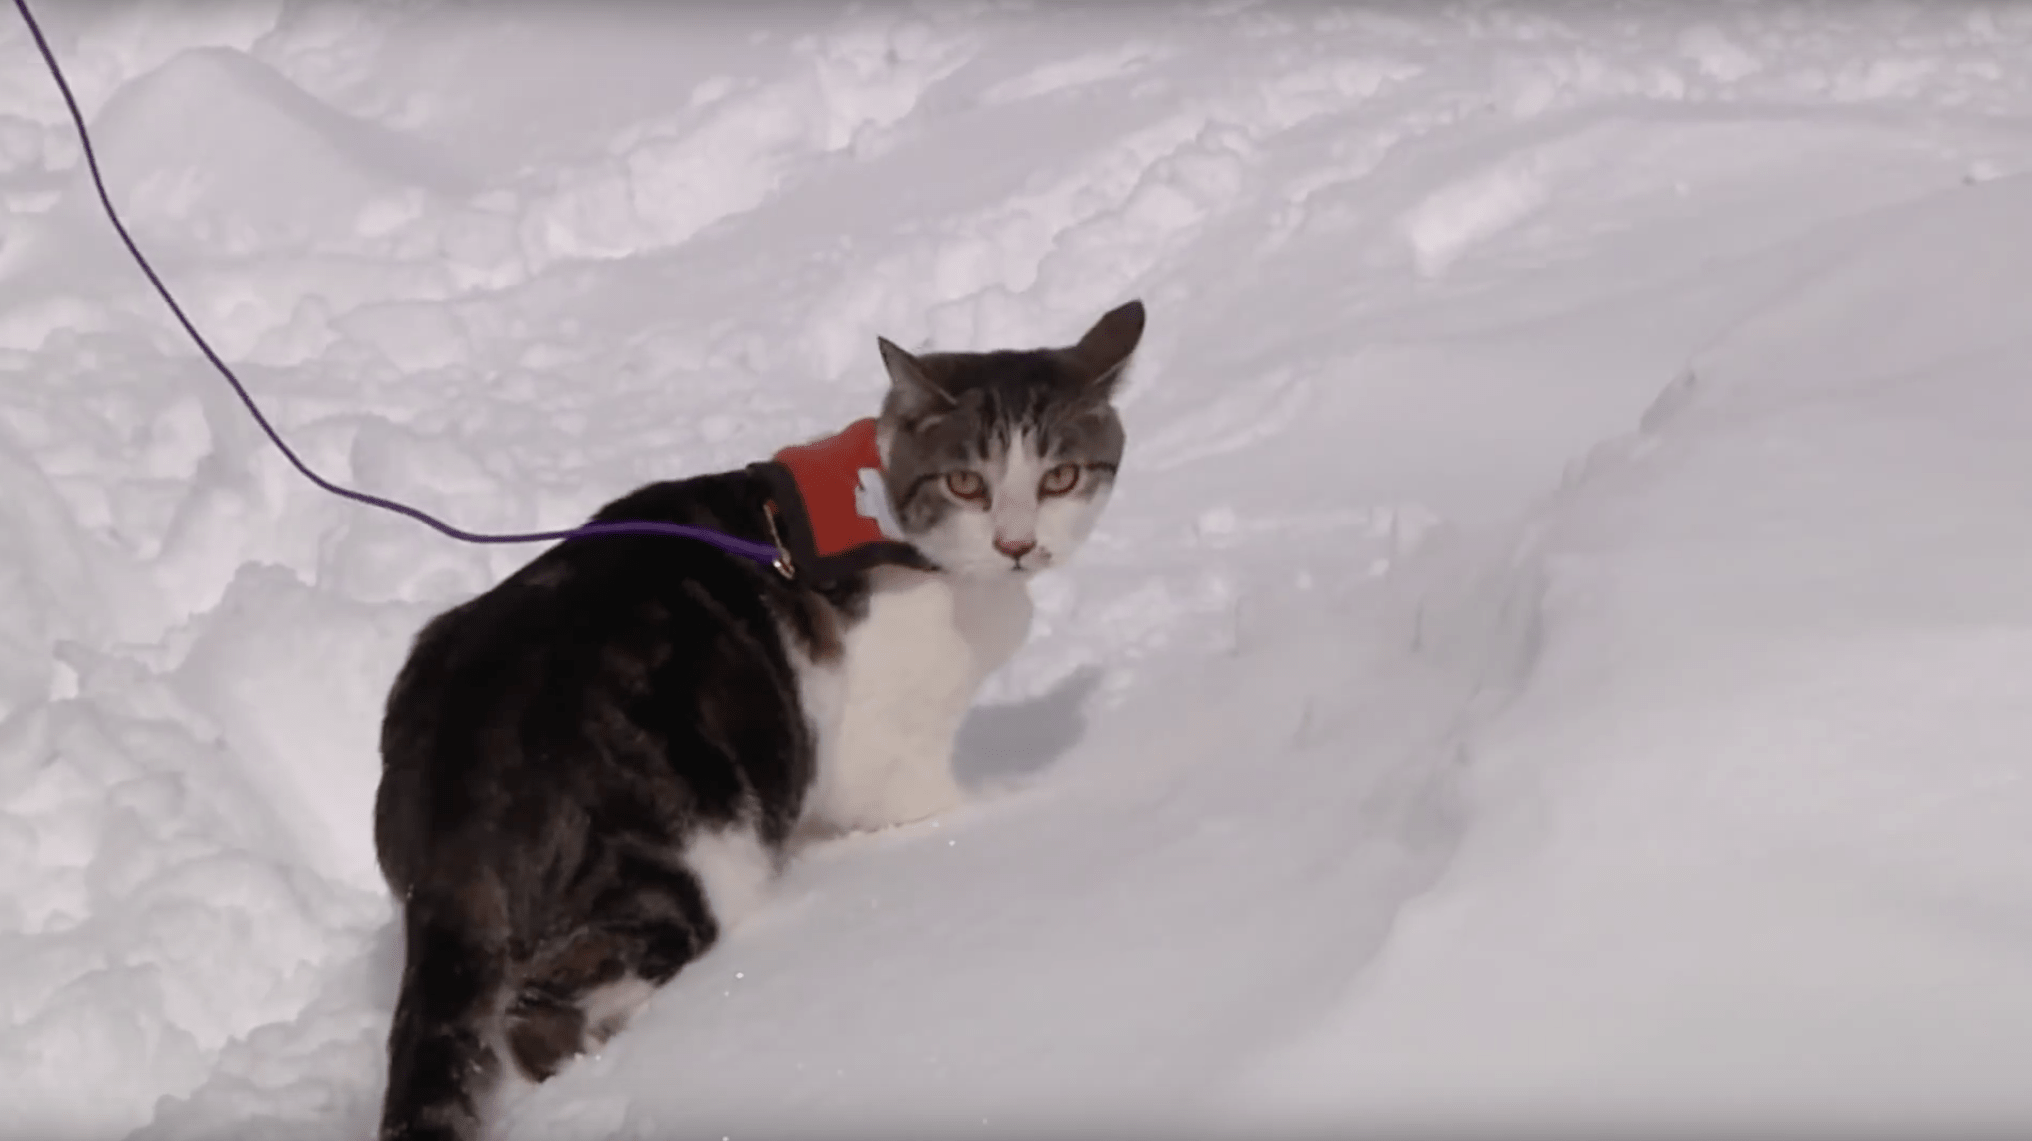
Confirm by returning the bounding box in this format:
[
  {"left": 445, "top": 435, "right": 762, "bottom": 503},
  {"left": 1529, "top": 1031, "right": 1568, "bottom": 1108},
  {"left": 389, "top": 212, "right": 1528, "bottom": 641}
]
[{"left": 374, "top": 469, "right": 831, "bottom": 902}]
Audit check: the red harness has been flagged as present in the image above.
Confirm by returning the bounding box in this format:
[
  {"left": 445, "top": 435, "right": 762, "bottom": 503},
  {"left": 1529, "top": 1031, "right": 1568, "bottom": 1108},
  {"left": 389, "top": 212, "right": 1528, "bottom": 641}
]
[
  {"left": 771, "top": 418, "right": 889, "bottom": 558},
  {"left": 749, "top": 418, "right": 929, "bottom": 582}
]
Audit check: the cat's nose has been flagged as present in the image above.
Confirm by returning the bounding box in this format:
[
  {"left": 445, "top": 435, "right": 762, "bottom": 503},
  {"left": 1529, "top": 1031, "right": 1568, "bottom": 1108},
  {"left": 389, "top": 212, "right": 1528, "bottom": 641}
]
[{"left": 994, "top": 536, "right": 1036, "bottom": 560}]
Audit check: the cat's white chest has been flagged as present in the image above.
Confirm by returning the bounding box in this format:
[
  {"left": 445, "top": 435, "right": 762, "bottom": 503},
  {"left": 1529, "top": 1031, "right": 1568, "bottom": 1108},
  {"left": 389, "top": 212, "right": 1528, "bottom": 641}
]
[{"left": 799, "top": 571, "right": 1032, "bottom": 833}]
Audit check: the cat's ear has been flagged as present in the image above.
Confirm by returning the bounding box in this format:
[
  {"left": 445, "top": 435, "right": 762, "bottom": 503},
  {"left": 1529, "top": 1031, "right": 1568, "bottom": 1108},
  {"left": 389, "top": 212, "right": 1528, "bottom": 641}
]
[
  {"left": 1069, "top": 299, "right": 1145, "bottom": 398},
  {"left": 878, "top": 336, "right": 956, "bottom": 415}
]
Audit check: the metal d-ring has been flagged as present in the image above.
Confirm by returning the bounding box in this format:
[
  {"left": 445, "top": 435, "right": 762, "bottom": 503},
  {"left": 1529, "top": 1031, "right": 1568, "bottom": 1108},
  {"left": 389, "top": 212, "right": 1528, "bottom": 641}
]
[{"left": 761, "top": 500, "right": 796, "bottom": 581}]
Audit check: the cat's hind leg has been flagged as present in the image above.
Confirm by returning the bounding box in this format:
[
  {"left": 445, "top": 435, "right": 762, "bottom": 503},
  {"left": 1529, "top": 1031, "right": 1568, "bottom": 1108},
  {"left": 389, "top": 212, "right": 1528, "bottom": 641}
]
[
  {"left": 500, "top": 929, "right": 654, "bottom": 1081},
  {"left": 502, "top": 852, "right": 720, "bottom": 1082}
]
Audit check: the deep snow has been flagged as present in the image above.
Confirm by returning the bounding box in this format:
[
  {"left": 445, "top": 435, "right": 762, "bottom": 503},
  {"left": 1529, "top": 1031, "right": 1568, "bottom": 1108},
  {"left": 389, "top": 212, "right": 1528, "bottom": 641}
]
[{"left": 4, "top": 2, "right": 2032, "bottom": 1139}]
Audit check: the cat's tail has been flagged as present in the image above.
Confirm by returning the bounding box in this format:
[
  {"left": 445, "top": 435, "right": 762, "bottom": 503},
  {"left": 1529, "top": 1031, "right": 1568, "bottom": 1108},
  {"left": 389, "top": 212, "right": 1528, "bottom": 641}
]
[{"left": 378, "top": 889, "right": 509, "bottom": 1141}]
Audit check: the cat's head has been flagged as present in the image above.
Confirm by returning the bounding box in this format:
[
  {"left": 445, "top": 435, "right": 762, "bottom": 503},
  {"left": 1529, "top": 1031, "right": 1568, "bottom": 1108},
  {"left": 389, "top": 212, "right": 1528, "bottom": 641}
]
[{"left": 875, "top": 301, "right": 1143, "bottom": 579}]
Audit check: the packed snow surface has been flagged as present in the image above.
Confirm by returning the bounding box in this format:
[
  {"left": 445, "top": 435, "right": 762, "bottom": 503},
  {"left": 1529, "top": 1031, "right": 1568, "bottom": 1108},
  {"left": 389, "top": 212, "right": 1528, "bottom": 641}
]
[{"left": 4, "top": 3, "right": 2032, "bottom": 1138}]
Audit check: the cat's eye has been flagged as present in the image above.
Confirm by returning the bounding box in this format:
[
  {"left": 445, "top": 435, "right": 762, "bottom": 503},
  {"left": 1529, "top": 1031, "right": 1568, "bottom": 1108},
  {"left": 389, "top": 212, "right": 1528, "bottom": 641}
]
[
  {"left": 1039, "top": 463, "right": 1081, "bottom": 497},
  {"left": 945, "top": 470, "right": 988, "bottom": 502}
]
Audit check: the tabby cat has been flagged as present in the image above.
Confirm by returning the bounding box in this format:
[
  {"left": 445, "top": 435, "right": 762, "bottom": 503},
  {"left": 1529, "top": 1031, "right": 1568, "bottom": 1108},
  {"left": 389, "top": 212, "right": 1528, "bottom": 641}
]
[{"left": 372, "top": 300, "right": 1143, "bottom": 1140}]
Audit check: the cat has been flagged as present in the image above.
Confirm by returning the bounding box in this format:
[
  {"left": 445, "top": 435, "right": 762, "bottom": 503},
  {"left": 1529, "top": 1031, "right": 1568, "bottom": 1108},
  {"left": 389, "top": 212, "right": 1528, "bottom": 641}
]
[{"left": 371, "top": 299, "right": 1143, "bottom": 1141}]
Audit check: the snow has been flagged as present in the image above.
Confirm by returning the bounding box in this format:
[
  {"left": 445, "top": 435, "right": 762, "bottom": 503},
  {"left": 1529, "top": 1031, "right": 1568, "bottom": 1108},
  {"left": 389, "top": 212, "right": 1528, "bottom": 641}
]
[
  {"left": 3, "top": 2, "right": 2032, "bottom": 1138},
  {"left": 1241, "top": 173, "right": 2032, "bottom": 1138}
]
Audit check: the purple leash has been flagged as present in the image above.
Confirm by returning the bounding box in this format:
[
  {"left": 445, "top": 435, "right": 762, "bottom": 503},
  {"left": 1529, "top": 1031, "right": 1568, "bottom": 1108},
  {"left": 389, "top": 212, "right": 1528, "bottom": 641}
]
[{"left": 10, "top": 0, "right": 784, "bottom": 570}]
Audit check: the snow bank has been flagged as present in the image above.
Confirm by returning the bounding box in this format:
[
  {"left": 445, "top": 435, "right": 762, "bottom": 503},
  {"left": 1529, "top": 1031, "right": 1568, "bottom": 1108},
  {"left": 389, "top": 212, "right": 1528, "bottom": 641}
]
[{"left": 1242, "top": 172, "right": 2032, "bottom": 1138}]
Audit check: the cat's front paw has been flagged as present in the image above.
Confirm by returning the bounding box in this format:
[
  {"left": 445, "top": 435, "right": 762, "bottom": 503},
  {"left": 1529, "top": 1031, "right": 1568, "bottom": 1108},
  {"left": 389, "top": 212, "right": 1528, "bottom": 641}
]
[
  {"left": 822, "top": 766, "right": 964, "bottom": 834},
  {"left": 874, "top": 769, "right": 965, "bottom": 828}
]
